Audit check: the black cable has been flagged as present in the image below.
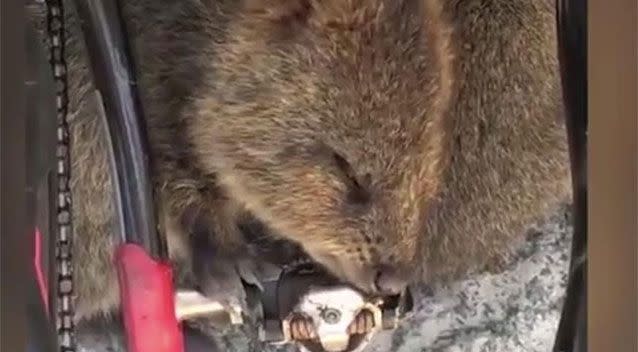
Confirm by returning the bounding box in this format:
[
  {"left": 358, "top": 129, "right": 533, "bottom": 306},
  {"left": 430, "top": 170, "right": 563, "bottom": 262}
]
[{"left": 70, "top": 0, "right": 166, "bottom": 259}]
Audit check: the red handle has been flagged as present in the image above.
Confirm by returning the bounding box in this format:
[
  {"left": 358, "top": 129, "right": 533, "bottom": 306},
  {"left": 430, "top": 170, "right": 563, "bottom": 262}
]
[{"left": 115, "top": 243, "right": 184, "bottom": 352}]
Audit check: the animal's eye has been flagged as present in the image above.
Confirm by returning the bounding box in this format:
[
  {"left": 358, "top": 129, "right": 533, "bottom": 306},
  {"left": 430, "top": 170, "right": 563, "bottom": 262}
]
[{"left": 332, "top": 152, "right": 371, "bottom": 205}]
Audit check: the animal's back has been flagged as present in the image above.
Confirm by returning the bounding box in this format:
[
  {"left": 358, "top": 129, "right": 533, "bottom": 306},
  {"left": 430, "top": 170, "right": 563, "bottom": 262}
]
[{"left": 421, "top": 0, "right": 570, "bottom": 280}]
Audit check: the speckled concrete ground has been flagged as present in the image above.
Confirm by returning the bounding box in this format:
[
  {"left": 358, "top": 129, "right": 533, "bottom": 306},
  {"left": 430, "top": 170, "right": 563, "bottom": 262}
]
[
  {"left": 76, "top": 205, "right": 572, "bottom": 352},
  {"left": 365, "top": 207, "right": 572, "bottom": 352}
]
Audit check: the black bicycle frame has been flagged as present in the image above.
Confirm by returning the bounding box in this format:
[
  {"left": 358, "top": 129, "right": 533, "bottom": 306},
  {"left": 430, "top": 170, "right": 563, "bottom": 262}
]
[{"left": 553, "top": 0, "right": 588, "bottom": 351}]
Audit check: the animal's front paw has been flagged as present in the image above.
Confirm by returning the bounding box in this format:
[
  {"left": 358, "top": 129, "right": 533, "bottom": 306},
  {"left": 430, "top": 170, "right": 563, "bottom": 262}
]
[
  {"left": 191, "top": 240, "right": 269, "bottom": 313},
  {"left": 194, "top": 254, "right": 253, "bottom": 313}
]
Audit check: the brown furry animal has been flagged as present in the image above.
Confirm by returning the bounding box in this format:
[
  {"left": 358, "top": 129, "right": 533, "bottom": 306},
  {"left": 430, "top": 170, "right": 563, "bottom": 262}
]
[{"left": 30, "top": 0, "right": 570, "bottom": 322}]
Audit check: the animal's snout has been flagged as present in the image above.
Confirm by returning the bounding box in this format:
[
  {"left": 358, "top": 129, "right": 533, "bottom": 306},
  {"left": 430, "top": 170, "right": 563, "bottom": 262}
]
[
  {"left": 373, "top": 265, "right": 408, "bottom": 295},
  {"left": 305, "top": 249, "right": 410, "bottom": 296}
]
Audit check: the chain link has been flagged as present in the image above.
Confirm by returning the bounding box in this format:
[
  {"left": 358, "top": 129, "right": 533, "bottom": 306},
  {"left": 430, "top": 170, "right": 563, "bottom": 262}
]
[{"left": 44, "top": 0, "right": 77, "bottom": 350}]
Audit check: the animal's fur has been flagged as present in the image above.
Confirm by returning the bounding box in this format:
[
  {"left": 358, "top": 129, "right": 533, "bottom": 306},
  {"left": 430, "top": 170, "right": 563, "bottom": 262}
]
[{"left": 29, "top": 0, "right": 570, "bottom": 322}]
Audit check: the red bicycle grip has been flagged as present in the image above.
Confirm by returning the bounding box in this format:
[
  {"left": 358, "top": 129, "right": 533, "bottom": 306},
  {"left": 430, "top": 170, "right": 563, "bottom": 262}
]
[
  {"left": 115, "top": 243, "right": 184, "bottom": 352},
  {"left": 34, "top": 227, "right": 50, "bottom": 314}
]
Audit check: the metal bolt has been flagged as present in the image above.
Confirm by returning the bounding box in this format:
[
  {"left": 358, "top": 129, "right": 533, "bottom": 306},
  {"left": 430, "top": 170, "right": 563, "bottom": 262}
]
[{"left": 321, "top": 308, "right": 341, "bottom": 324}]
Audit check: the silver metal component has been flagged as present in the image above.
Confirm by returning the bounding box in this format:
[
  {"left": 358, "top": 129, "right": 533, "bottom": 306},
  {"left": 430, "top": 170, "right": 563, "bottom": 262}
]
[
  {"left": 321, "top": 309, "right": 341, "bottom": 324},
  {"left": 283, "top": 287, "right": 382, "bottom": 352},
  {"left": 174, "top": 290, "right": 244, "bottom": 325}
]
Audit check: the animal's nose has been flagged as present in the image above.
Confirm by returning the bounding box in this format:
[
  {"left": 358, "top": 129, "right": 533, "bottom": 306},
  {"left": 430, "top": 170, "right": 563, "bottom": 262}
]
[{"left": 373, "top": 265, "right": 408, "bottom": 295}]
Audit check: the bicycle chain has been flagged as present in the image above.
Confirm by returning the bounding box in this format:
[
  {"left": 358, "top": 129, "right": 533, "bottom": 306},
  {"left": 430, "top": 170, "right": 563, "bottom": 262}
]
[{"left": 44, "top": 0, "right": 77, "bottom": 350}]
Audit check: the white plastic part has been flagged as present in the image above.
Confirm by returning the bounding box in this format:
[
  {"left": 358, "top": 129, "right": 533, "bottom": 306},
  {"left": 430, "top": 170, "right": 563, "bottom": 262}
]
[{"left": 284, "top": 286, "right": 382, "bottom": 352}]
